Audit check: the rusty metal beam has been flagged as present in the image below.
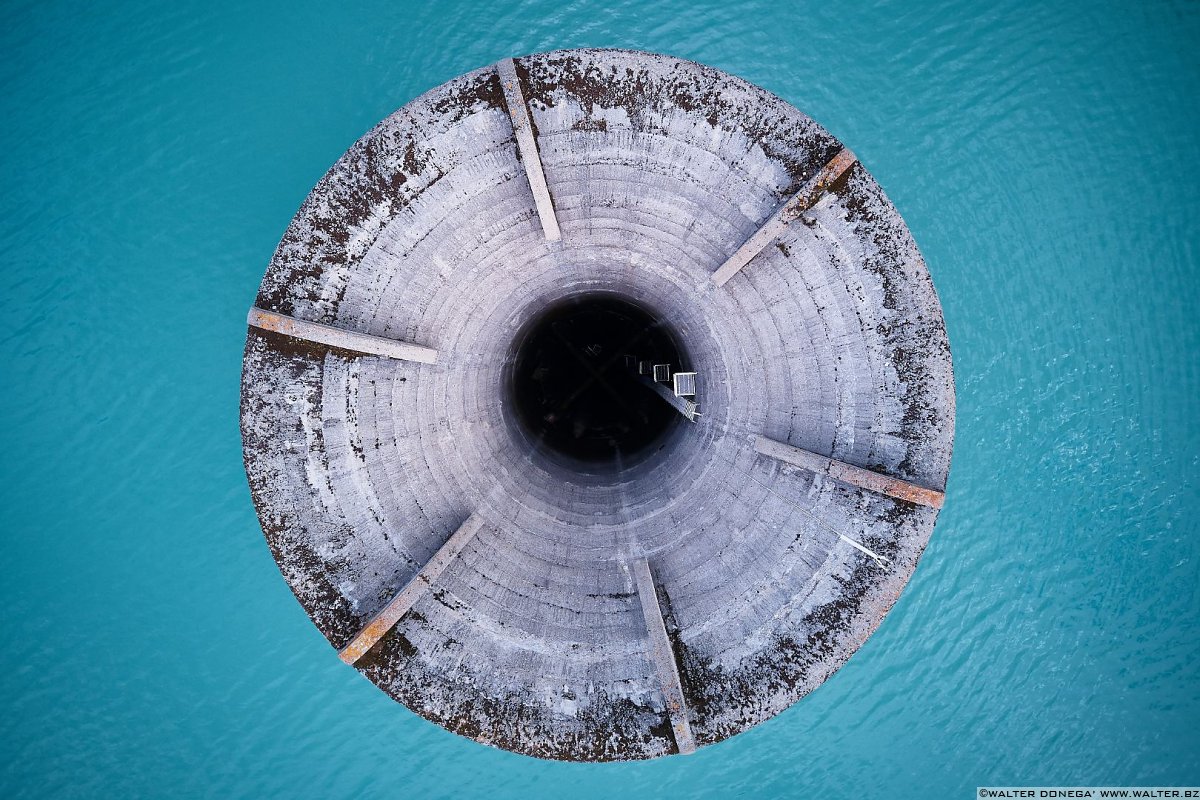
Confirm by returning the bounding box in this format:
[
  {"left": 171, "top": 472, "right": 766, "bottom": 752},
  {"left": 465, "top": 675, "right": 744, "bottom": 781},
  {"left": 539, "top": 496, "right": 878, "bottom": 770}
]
[
  {"left": 497, "top": 57, "right": 561, "bottom": 242},
  {"left": 754, "top": 434, "right": 944, "bottom": 509},
  {"left": 247, "top": 307, "right": 438, "bottom": 364},
  {"left": 339, "top": 513, "right": 486, "bottom": 664},
  {"left": 711, "top": 147, "right": 858, "bottom": 287},
  {"left": 632, "top": 558, "right": 697, "bottom": 755}
]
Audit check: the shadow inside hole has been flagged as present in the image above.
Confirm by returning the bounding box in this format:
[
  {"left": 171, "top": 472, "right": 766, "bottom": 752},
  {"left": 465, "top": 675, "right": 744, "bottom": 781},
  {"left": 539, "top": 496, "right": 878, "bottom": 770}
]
[{"left": 507, "top": 294, "right": 685, "bottom": 466}]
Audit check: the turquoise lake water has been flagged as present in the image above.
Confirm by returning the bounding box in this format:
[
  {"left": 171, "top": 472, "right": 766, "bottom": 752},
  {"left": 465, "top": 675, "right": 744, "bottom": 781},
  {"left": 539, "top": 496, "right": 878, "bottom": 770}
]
[{"left": 2, "top": 0, "right": 1198, "bottom": 796}]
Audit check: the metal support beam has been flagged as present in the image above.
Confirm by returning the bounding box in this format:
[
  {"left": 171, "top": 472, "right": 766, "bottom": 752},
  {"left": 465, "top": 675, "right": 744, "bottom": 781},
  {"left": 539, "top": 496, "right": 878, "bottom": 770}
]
[
  {"left": 632, "top": 558, "right": 697, "bottom": 755},
  {"left": 754, "top": 435, "right": 945, "bottom": 509},
  {"left": 339, "top": 513, "right": 486, "bottom": 664},
  {"left": 497, "top": 57, "right": 561, "bottom": 242},
  {"left": 711, "top": 147, "right": 858, "bottom": 287},
  {"left": 247, "top": 307, "right": 438, "bottom": 364},
  {"left": 641, "top": 376, "right": 699, "bottom": 421}
]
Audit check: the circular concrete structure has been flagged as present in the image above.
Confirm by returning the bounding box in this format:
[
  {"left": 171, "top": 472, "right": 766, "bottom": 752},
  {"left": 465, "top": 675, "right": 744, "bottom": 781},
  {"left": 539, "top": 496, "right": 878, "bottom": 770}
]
[{"left": 240, "top": 48, "right": 954, "bottom": 761}]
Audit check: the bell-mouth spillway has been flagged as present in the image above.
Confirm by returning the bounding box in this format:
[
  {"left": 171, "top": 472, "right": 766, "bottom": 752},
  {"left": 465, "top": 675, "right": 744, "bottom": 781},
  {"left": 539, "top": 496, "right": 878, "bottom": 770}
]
[
  {"left": 240, "top": 48, "right": 955, "bottom": 761},
  {"left": 504, "top": 292, "right": 689, "bottom": 470}
]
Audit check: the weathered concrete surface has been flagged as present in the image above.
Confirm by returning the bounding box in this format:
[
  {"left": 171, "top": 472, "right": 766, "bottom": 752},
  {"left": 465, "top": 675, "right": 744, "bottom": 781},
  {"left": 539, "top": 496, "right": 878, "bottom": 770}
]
[
  {"left": 633, "top": 558, "right": 697, "bottom": 754},
  {"left": 497, "top": 58, "right": 561, "bottom": 242},
  {"left": 240, "top": 48, "right": 955, "bottom": 761},
  {"left": 248, "top": 307, "right": 438, "bottom": 363},
  {"left": 711, "top": 147, "right": 858, "bottom": 287},
  {"left": 754, "top": 434, "right": 945, "bottom": 508},
  {"left": 339, "top": 512, "right": 486, "bottom": 664}
]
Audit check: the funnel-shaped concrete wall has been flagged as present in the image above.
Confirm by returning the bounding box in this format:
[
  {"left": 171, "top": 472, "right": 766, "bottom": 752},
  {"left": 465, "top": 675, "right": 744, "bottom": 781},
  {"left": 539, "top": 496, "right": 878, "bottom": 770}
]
[{"left": 240, "top": 48, "right": 954, "bottom": 761}]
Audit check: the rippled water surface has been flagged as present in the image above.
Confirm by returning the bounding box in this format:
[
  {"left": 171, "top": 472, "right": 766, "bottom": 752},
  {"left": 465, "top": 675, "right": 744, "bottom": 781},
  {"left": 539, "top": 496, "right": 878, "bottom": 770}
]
[{"left": 2, "top": 0, "right": 1198, "bottom": 796}]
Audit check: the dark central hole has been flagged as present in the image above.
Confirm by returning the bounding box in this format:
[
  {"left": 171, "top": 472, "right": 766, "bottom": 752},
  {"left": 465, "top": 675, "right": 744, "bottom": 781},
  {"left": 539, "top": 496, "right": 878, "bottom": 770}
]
[{"left": 509, "top": 295, "right": 683, "bottom": 465}]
